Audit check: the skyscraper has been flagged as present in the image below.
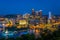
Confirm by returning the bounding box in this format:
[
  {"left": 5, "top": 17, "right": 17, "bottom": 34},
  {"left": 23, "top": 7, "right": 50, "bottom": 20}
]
[
  {"left": 32, "top": 9, "right": 35, "bottom": 15},
  {"left": 48, "top": 11, "right": 52, "bottom": 24},
  {"left": 39, "top": 10, "right": 42, "bottom": 17},
  {"left": 48, "top": 12, "right": 52, "bottom": 20}
]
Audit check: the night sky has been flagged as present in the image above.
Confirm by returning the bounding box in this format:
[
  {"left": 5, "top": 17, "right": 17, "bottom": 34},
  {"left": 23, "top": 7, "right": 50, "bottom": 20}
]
[{"left": 0, "top": 0, "right": 60, "bottom": 15}]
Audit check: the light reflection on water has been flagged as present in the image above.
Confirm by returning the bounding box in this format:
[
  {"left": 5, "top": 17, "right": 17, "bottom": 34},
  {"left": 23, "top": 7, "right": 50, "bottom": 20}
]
[{"left": 0, "top": 30, "right": 29, "bottom": 38}]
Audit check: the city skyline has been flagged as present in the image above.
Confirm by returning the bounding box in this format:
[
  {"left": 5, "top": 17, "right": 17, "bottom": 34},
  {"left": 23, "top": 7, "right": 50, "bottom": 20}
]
[
  {"left": 0, "top": 0, "right": 60, "bottom": 15},
  {"left": 0, "top": 0, "right": 60, "bottom": 40}
]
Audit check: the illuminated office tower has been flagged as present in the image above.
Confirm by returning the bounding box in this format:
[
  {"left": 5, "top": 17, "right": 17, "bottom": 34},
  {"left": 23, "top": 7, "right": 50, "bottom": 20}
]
[
  {"left": 23, "top": 13, "right": 27, "bottom": 18},
  {"left": 48, "top": 12, "right": 52, "bottom": 19},
  {"left": 38, "top": 10, "right": 43, "bottom": 23},
  {"left": 31, "top": 9, "right": 35, "bottom": 19},
  {"left": 36, "top": 11, "right": 39, "bottom": 16},
  {"left": 51, "top": 16, "right": 56, "bottom": 23},
  {"left": 48, "top": 11, "right": 52, "bottom": 24},
  {"left": 23, "top": 13, "right": 30, "bottom": 19},
  {"left": 16, "top": 15, "right": 21, "bottom": 26},
  {"left": 32, "top": 9, "right": 35, "bottom": 16},
  {"left": 35, "top": 11, "right": 39, "bottom": 19},
  {"left": 39, "top": 10, "right": 42, "bottom": 17},
  {"left": 44, "top": 16, "right": 48, "bottom": 24},
  {"left": 35, "top": 11, "right": 40, "bottom": 24}
]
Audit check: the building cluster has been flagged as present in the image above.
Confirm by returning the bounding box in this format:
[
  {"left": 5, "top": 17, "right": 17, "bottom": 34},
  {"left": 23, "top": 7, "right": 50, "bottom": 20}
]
[{"left": 0, "top": 9, "right": 60, "bottom": 32}]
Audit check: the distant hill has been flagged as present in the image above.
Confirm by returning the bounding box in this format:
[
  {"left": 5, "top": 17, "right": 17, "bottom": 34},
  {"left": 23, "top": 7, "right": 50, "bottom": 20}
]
[
  {"left": 4, "top": 14, "right": 17, "bottom": 18},
  {"left": 1, "top": 14, "right": 60, "bottom": 18}
]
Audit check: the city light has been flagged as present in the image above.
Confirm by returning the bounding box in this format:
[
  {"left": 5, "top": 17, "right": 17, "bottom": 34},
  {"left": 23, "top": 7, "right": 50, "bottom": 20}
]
[{"left": 0, "top": 9, "right": 60, "bottom": 39}]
